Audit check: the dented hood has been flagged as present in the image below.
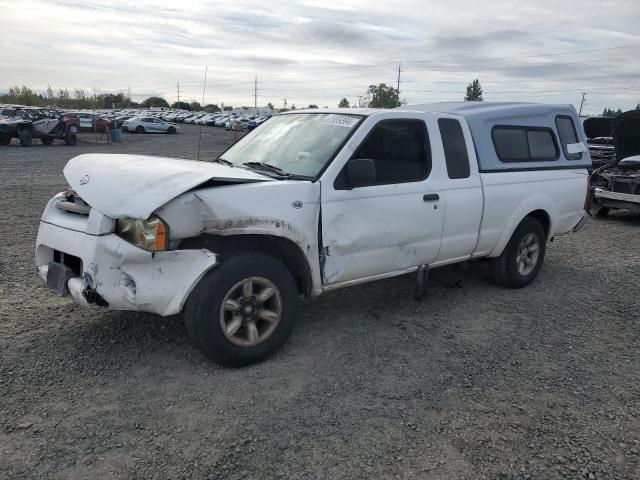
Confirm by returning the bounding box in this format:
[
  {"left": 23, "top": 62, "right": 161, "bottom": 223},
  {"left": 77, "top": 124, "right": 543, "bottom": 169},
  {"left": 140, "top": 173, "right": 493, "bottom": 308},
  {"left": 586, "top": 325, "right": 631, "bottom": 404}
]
[{"left": 64, "top": 154, "right": 271, "bottom": 219}]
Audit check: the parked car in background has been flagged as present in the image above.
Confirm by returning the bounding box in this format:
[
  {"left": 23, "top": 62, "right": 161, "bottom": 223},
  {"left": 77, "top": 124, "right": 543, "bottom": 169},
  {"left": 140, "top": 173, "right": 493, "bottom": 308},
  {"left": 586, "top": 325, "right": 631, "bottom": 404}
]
[
  {"left": 0, "top": 107, "right": 77, "bottom": 146},
  {"left": 36, "top": 102, "right": 589, "bottom": 366},
  {"left": 588, "top": 156, "right": 640, "bottom": 217},
  {"left": 587, "top": 109, "right": 640, "bottom": 217},
  {"left": 122, "top": 116, "right": 180, "bottom": 134},
  {"left": 63, "top": 113, "right": 113, "bottom": 133}
]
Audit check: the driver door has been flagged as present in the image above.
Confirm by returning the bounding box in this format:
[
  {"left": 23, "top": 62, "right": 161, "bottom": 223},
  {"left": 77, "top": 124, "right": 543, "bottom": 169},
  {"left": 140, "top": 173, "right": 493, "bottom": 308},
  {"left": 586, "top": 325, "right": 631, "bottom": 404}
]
[{"left": 320, "top": 115, "right": 445, "bottom": 286}]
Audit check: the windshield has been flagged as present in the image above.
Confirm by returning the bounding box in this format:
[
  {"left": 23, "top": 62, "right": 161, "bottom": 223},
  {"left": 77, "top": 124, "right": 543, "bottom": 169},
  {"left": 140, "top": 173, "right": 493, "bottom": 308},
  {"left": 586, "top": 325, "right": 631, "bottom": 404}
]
[{"left": 219, "top": 113, "right": 362, "bottom": 178}]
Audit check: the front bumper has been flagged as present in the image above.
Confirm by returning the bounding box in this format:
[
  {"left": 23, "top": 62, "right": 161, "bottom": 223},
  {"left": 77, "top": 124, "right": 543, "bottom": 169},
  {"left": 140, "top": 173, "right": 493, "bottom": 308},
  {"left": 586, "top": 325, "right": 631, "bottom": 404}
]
[
  {"left": 594, "top": 188, "right": 640, "bottom": 211},
  {"left": 36, "top": 220, "right": 218, "bottom": 316}
]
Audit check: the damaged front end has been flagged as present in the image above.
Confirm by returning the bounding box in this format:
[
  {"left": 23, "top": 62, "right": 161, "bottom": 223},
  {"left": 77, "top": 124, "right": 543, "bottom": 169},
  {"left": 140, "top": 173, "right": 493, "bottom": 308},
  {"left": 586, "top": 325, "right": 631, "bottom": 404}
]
[
  {"left": 588, "top": 156, "right": 640, "bottom": 216},
  {"left": 36, "top": 191, "right": 218, "bottom": 315}
]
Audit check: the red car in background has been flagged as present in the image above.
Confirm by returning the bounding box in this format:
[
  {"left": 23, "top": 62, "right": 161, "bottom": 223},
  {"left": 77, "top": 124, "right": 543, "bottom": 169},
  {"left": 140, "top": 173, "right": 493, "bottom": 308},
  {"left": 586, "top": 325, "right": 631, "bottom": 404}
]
[{"left": 62, "top": 112, "right": 113, "bottom": 133}]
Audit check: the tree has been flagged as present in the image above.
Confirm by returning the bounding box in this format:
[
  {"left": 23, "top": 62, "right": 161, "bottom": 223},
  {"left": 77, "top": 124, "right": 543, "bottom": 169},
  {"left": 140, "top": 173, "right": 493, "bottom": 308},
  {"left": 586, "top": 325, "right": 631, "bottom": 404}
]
[
  {"left": 636, "top": 104, "right": 640, "bottom": 110},
  {"left": 190, "top": 101, "right": 202, "bottom": 111},
  {"left": 307, "top": 104, "right": 318, "bottom": 109},
  {"left": 101, "top": 93, "right": 126, "bottom": 109},
  {"left": 223, "top": 105, "right": 233, "bottom": 111},
  {"left": 141, "top": 96, "right": 170, "bottom": 108},
  {"left": 171, "top": 101, "right": 191, "bottom": 110},
  {"left": 267, "top": 102, "right": 274, "bottom": 110},
  {"left": 602, "top": 108, "right": 624, "bottom": 117},
  {"left": 338, "top": 98, "right": 350, "bottom": 108},
  {"left": 367, "top": 83, "right": 400, "bottom": 108},
  {"left": 464, "top": 79, "right": 483, "bottom": 101},
  {"left": 203, "top": 104, "right": 220, "bottom": 112}
]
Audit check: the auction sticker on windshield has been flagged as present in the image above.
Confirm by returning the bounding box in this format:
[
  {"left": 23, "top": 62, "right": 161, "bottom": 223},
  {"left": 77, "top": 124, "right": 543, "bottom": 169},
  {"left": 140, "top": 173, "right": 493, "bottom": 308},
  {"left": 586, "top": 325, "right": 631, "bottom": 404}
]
[{"left": 320, "top": 115, "right": 360, "bottom": 128}]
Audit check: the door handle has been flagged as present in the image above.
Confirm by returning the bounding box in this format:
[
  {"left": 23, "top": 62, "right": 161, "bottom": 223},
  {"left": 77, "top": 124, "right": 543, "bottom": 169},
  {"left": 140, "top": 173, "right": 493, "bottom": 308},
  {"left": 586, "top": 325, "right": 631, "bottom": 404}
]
[{"left": 423, "top": 193, "right": 439, "bottom": 202}]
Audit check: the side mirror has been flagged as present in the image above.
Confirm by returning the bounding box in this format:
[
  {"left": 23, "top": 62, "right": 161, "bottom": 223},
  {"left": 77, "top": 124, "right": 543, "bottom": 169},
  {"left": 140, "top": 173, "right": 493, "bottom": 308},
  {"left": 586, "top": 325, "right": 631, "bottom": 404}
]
[{"left": 346, "top": 158, "right": 377, "bottom": 189}]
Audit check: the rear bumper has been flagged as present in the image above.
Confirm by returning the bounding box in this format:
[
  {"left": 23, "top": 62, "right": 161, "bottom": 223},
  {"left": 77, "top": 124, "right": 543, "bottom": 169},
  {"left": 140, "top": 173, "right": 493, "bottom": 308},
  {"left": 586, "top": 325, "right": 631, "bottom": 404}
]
[{"left": 35, "top": 221, "right": 218, "bottom": 316}]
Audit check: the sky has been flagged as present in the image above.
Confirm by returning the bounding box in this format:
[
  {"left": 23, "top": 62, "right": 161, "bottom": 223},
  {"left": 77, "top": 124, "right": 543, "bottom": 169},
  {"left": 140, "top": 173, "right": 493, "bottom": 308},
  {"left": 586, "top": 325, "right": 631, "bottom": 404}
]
[{"left": 1, "top": 0, "right": 639, "bottom": 114}]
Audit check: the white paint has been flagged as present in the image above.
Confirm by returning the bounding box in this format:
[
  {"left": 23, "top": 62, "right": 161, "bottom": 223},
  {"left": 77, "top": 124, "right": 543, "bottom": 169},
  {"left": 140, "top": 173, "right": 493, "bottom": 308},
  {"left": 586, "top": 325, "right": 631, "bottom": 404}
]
[{"left": 64, "top": 154, "right": 271, "bottom": 219}]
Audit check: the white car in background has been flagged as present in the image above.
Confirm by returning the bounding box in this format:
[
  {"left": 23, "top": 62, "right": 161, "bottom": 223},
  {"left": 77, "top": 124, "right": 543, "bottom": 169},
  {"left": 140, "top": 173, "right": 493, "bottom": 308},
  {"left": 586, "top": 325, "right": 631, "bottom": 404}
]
[{"left": 122, "top": 117, "right": 180, "bottom": 134}]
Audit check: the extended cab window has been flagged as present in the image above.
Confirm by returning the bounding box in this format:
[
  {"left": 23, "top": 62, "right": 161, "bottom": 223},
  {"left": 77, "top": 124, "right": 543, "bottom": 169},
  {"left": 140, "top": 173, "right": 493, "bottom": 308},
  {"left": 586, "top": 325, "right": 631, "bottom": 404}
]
[
  {"left": 438, "top": 118, "right": 470, "bottom": 179},
  {"left": 350, "top": 119, "right": 430, "bottom": 184},
  {"left": 556, "top": 116, "right": 583, "bottom": 160},
  {"left": 492, "top": 126, "right": 558, "bottom": 162}
]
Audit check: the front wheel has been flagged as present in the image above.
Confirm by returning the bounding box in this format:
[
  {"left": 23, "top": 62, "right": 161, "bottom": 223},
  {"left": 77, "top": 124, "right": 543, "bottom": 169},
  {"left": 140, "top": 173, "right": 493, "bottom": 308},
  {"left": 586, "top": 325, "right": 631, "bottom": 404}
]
[
  {"left": 135, "top": 126, "right": 145, "bottom": 134},
  {"left": 19, "top": 130, "right": 32, "bottom": 147},
  {"left": 69, "top": 125, "right": 78, "bottom": 134},
  {"left": 185, "top": 254, "right": 299, "bottom": 367},
  {"left": 490, "top": 217, "right": 546, "bottom": 288}
]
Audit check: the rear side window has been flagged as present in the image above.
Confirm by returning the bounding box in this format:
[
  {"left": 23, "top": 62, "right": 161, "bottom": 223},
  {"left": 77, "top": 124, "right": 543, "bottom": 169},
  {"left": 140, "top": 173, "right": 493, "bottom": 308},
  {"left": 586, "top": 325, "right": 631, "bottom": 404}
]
[
  {"left": 438, "top": 118, "right": 470, "bottom": 179},
  {"left": 492, "top": 126, "right": 558, "bottom": 162},
  {"left": 556, "top": 116, "right": 583, "bottom": 160}
]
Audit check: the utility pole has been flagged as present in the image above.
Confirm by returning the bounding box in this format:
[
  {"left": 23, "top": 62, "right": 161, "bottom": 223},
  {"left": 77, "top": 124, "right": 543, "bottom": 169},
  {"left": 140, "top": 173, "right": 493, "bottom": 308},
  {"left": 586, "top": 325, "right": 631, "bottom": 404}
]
[
  {"left": 128, "top": 86, "right": 131, "bottom": 108},
  {"left": 358, "top": 95, "right": 363, "bottom": 108},
  {"left": 396, "top": 62, "right": 402, "bottom": 107},
  {"left": 254, "top": 75, "right": 258, "bottom": 110},
  {"left": 579, "top": 92, "right": 586, "bottom": 116},
  {"left": 177, "top": 81, "right": 180, "bottom": 108}
]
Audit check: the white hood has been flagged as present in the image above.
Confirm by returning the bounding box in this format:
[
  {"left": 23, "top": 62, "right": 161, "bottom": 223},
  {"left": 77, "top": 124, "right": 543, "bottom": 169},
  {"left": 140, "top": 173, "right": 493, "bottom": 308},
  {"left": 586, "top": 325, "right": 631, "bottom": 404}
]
[{"left": 64, "top": 154, "right": 271, "bottom": 219}]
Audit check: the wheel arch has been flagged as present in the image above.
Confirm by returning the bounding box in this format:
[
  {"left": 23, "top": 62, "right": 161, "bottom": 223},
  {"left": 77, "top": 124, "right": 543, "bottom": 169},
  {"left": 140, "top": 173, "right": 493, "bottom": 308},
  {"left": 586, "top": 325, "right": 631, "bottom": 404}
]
[
  {"left": 179, "top": 233, "right": 314, "bottom": 297},
  {"left": 489, "top": 196, "right": 554, "bottom": 258}
]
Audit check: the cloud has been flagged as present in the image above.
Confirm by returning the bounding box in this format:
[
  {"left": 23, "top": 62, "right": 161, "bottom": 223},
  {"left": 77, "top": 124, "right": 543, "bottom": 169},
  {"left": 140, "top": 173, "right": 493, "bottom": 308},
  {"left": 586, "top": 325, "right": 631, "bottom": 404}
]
[{"left": 0, "top": 0, "right": 638, "bottom": 110}]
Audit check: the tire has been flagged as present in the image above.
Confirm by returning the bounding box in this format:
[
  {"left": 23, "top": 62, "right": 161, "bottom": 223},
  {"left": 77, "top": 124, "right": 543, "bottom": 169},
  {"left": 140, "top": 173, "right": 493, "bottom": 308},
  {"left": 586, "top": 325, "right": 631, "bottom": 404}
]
[
  {"left": 168, "top": 126, "right": 176, "bottom": 134},
  {"left": 135, "top": 126, "right": 145, "bottom": 134},
  {"left": 69, "top": 125, "right": 78, "bottom": 134},
  {"left": 587, "top": 197, "right": 609, "bottom": 218},
  {"left": 19, "top": 130, "right": 32, "bottom": 147},
  {"left": 0, "top": 133, "right": 10, "bottom": 145},
  {"left": 41, "top": 136, "right": 54, "bottom": 146},
  {"left": 184, "top": 254, "right": 299, "bottom": 367},
  {"left": 64, "top": 133, "right": 77, "bottom": 146},
  {"left": 490, "top": 217, "right": 546, "bottom": 289}
]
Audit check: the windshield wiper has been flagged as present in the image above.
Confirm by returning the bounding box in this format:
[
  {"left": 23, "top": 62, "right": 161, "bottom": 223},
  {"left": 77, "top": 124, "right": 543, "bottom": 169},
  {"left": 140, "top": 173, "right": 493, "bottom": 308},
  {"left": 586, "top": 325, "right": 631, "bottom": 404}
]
[
  {"left": 242, "top": 161, "right": 289, "bottom": 176},
  {"left": 214, "top": 157, "right": 233, "bottom": 166}
]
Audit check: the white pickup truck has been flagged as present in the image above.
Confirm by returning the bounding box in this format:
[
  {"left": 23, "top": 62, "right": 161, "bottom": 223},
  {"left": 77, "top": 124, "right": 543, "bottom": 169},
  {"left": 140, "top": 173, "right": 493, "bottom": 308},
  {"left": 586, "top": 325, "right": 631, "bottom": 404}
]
[{"left": 36, "top": 102, "right": 590, "bottom": 366}]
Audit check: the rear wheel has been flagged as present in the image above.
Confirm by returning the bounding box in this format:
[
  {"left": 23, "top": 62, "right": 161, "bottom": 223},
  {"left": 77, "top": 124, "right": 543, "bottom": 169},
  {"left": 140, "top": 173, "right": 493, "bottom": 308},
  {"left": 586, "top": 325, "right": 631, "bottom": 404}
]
[
  {"left": 135, "top": 126, "right": 145, "bottom": 134},
  {"left": 168, "top": 126, "right": 176, "bottom": 134},
  {"left": 19, "top": 130, "right": 32, "bottom": 147},
  {"left": 185, "top": 254, "right": 299, "bottom": 367},
  {"left": 64, "top": 133, "right": 77, "bottom": 146},
  {"left": 490, "top": 217, "right": 546, "bottom": 288}
]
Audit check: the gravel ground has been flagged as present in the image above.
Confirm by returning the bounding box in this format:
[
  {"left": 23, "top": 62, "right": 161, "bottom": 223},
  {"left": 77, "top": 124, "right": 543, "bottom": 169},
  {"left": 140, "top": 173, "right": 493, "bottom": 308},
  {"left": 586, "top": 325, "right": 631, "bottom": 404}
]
[{"left": 1, "top": 126, "right": 639, "bottom": 480}]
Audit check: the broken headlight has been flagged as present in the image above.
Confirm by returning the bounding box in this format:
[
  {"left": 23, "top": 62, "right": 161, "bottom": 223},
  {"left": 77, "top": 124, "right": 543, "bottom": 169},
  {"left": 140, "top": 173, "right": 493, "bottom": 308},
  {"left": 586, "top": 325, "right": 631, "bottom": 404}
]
[{"left": 116, "top": 215, "right": 168, "bottom": 251}]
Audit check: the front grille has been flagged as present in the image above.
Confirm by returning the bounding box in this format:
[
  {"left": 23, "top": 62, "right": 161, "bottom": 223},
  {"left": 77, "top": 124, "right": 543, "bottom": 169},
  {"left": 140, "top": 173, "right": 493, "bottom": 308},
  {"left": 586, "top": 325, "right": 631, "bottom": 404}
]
[
  {"left": 56, "top": 190, "right": 90, "bottom": 215},
  {"left": 53, "top": 250, "right": 83, "bottom": 276}
]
